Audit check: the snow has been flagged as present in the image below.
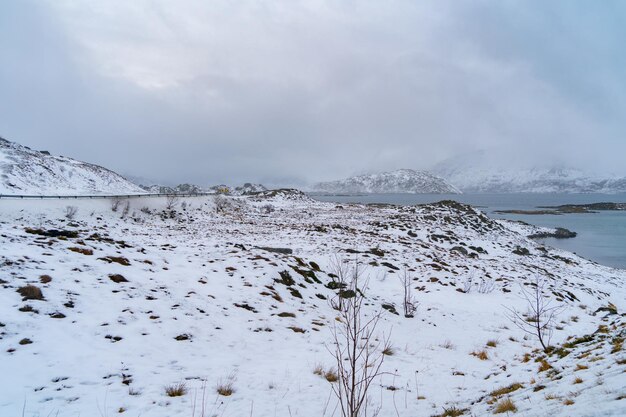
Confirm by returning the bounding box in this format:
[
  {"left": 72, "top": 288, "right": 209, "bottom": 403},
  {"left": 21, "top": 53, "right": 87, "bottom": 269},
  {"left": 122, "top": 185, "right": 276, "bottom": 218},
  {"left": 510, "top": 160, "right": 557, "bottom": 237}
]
[
  {"left": 0, "top": 195, "right": 624, "bottom": 417},
  {"left": 0, "top": 138, "right": 145, "bottom": 195}
]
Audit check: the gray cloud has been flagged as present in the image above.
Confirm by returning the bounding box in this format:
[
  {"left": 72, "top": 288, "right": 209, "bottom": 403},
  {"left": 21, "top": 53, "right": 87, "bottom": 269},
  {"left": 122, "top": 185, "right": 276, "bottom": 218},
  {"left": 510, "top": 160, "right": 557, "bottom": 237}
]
[{"left": 1, "top": 0, "right": 625, "bottom": 186}]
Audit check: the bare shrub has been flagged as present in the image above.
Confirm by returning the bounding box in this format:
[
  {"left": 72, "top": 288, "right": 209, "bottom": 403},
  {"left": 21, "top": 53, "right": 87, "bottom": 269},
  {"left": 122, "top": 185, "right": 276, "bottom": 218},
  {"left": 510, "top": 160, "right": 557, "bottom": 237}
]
[
  {"left": 64, "top": 205, "right": 78, "bottom": 220},
  {"left": 399, "top": 267, "right": 417, "bottom": 318},
  {"left": 328, "top": 255, "right": 350, "bottom": 311},
  {"left": 120, "top": 201, "right": 130, "bottom": 218},
  {"left": 111, "top": 197, "right": 122, "bottom": 212},
  {"left": 478, "top": 278, "right": 495, "bottom": 294},
  {"left": 463, "top": 273, "right": 473, "bottom": 293},
  {"left": 214, "top": 194, "right": 248, "bottom": 216},
  {"left": 165, "top": 195, "right": 179, "bottom": 211},
  {"left": 328, "top": 258, "right": 389, "bottom": 417},
  {"left": 260, "top": 204, "right": 275, "bottom": 214},
  {"left": 505, "top": 275, "right": 564, "bottom": 352}
]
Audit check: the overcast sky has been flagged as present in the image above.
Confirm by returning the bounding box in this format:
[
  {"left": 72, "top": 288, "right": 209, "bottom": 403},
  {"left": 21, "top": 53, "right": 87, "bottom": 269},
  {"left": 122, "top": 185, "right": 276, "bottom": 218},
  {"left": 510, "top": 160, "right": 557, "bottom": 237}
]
[{"left": 1, "top": 1, "right": 625, "bottom": 186}]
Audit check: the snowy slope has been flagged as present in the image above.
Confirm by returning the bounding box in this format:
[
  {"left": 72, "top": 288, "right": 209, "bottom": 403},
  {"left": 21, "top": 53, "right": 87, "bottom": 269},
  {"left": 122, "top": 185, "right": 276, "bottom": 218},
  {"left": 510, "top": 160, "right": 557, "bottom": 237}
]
[
  {"left": 0, "top": 137, "right": 145, "bottom": 195},
  {"left": 0, "top": 195, "right": 624, "bottom": 417},
  {"left": 433, "top": 151, "right": 626, "bottom": 193},
  {"left": 313, "top": 169, "right": 461, "bottom": 194}
]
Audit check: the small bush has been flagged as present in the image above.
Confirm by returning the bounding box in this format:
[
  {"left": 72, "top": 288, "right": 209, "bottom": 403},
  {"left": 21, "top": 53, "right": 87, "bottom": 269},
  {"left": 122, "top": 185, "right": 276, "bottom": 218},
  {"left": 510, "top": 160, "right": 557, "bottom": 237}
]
[
  {"left": 493, "top": 398, "right": 517, "bottom": 414},
  {"left": 164, "top": 382, "right": 187, "bottom": 397},
  {"left": 39, "top": 275, "right": 52, "bottom": 284},
  {"left": 573, "top": 377, "right": 583, "bottom": 384},
  {"left": 17, "top": 285, "right": 44, "bottom": 301}
]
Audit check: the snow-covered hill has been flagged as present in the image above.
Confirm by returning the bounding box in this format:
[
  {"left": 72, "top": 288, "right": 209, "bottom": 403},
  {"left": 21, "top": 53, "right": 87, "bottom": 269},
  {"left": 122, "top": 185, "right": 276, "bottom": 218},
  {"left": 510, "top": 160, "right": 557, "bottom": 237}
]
[
  {"left": 313, "top": 169, "right": 461, "bottom": 194},
  {"left": 0, "top": 137, "right": 145, "bottom": 195},
  {"left": 1, "top": 195, "right": 624, "bottom": 417},
  {"left": 433, "top": 151, "right": 626, "bottom": 193},
  {"left": 138, "top": 183, "right": 268, "bottom": 195}
]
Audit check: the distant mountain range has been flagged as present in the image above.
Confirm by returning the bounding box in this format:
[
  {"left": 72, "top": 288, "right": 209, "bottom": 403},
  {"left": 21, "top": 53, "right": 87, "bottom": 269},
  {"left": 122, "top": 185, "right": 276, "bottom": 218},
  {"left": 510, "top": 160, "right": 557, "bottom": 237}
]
[
  {"left": 0, "top": 137, "right": 144, "bottom": 195},
  {"left": 4, "top": 136, "right": 625, "bottom": 196},
  {"left": 312, "top": 169, "right": 461, "bottom": 194},
  {"left": 432, "top": 151, "right": 626, "bottom": 194}
]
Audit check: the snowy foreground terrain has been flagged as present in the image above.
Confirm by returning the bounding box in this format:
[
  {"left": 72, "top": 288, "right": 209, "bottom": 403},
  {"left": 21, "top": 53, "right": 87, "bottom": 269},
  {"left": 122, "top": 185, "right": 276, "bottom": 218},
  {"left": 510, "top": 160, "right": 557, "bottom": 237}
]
[{"left": 1, "top": 191, "right": 625, "bottom": 417}]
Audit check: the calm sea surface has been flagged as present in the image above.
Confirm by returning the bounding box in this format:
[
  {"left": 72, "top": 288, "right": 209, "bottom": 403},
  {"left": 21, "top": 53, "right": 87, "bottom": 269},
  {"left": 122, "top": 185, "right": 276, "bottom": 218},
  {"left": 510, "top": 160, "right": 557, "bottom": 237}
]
[{"left": 310, "top": 193, "right": 626, "bottom": 270}]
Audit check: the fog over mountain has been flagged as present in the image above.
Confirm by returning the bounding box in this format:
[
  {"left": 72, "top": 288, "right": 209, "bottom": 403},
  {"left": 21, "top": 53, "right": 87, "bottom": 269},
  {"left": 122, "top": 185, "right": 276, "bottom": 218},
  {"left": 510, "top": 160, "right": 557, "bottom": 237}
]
[
  {"left": 1, "top": 1, "right": 625, "bottom": 185},
  {"left": 432, "top": 149, "right": 626, "bottom": 194}
]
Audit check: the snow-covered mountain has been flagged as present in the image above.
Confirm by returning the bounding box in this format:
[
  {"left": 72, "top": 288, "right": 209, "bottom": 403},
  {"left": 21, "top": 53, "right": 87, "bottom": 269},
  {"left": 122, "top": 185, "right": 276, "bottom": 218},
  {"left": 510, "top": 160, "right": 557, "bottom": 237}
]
[
  {"left": 313, "top": 169, "right": 460, "bottom": 194},
  {"left": 433, "top": 151, "right": 626, "bottom": 193},
  {"left": 0, "top": 137, "right": 145, "bottom": 195}
]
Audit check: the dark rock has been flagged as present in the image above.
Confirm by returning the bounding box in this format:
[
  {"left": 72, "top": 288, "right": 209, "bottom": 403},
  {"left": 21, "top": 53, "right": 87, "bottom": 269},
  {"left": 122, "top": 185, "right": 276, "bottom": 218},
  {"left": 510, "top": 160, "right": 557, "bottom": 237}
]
[
  {"left": 256, "top": 246, "right": 292, "bottom": 255},
  {"left": 450, "top": 246, "right": 468, "bottom": 256}
]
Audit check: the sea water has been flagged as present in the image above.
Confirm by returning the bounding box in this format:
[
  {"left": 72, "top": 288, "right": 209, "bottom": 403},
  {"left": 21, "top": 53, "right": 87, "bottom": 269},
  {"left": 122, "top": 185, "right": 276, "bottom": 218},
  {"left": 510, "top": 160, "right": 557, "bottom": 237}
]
[{"left": 310, "top": 193, "right": 626, "bottom": 270}]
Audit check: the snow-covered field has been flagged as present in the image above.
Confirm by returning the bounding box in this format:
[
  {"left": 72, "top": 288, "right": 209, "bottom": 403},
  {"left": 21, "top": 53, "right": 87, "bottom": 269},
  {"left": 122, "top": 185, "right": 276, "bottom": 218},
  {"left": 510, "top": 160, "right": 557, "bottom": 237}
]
[{"left": 1, "top": 192, "right": 624, "bottom": 417}]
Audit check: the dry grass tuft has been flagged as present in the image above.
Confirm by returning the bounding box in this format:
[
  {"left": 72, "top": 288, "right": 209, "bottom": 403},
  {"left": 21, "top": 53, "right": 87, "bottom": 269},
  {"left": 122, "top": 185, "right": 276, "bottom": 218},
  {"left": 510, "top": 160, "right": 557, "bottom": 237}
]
[
  {"left": 440, "top": 340, "right": 456, "bottom": 350},
  {"left": 324, "top": 369, "right": 338, "bottom": 383},
  {"left": 434, "top": 406, "right": 465, "bottom": 417},
  {"left": 382, "top": 345, "right": 395, "bottom": 356},
  {"left": 313, "top": 364, "right": 324, "bottom": 376},
  {"left": 575, "top": 363, "right": 588, "bottom": 371},
  {"left": 493, "top": 398, "right": 517, "bottom": 414},
  {"left": 17, "top": 285, "right": 44, "bottom": 301},
  {"left": 39, "top": 275, "right": 52, "bottom": 284},
  {"left": 563, "top": 398, "right": 575, "bottom": 406},
  {"left": 164, "top": 382, "right": 187, "bottom": 397},
  {"left": 538, "top": 359, "right": 552, "bottom": 372},
  {"left": 471, "top": 349, "right": 489, "bottom": 360},
  {"left": 486, "top": 340, "right": 498, "bottom": 348},
  {"left": 490, "top": 383, "right": 523, "bottom": 398},
  {"left": 216, "top": 381, "right": 235, "bottom": 396},
  {"left": 573, "top": 377, "right": 583, "bottom": 384}
]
